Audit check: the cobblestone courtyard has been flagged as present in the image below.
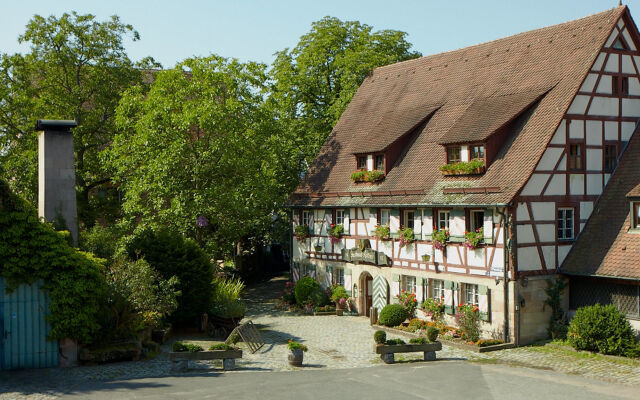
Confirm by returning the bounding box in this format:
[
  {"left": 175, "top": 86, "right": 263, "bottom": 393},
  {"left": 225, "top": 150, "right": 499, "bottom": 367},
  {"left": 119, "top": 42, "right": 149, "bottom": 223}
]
[{"left": 1, "top": 277, "right": 639, "bottom": 399}]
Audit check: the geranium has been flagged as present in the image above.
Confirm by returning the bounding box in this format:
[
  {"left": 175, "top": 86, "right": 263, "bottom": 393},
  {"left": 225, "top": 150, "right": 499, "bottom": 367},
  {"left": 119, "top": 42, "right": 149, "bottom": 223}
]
[
  {"left": 422, "top": 297, "right": 445, "bottom": 323},
  {"left": 294, "top": 224, "right": 310, "bottom": 242},
  {"left": 398, "top": 226, "right": 415, "bottom": 248},
  {"left": 396, "top": 290, "right": 418, "bottom": 318},
  {"left": 464, "top": 228, "right": 483, "bottom": 250},
  {"left": 433, "top": 228, "right": 449, "bottom": 250},
  {"left": 374, "top": 224, "right": 390, "bottom": 240},
  {"left": 328, "top": 223, "right": 344, "bottom": 244}
]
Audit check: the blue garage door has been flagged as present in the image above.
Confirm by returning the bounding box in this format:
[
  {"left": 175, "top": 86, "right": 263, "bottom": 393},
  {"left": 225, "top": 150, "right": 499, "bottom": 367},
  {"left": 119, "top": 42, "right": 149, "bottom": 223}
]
[{"left": 0, "top": 278, "right": 58, "bottom": 370}]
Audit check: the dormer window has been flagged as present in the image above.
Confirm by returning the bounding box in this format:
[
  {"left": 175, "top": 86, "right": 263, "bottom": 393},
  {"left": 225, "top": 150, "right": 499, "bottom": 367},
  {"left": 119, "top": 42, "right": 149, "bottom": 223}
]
[
  {"left": 633, "top": 202, "right": 640, "bottom": 229},
  {"left": 357, "top": 156, "right": 367, "bottom": 170},
  {"left": 470, "top": 145, "right": 485, "bottom": 160},
  {"left": 447, "top": 146, "right": 461, "bottom": 164},
  {"left": 375, "top": 154, "right": 385, "bottom": 171}
]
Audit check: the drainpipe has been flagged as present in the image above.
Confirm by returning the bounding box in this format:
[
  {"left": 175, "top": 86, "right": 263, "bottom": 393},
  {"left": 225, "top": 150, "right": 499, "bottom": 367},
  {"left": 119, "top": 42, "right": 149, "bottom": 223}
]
[
  {"left": 289, "top": 209, "right": 294, "bottom": 279},
  {"left": 498, "top": 207, "right": 510, "bottom": 344}
]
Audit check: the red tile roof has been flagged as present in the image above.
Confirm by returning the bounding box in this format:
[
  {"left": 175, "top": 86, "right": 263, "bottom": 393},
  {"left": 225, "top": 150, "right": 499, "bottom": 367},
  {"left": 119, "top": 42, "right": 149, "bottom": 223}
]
[
  {"left": 561, "top": 129, "right": 640, "bottom": 280},
  {"left": 289, "top": 7, "right": 627, "bottom": 207}
]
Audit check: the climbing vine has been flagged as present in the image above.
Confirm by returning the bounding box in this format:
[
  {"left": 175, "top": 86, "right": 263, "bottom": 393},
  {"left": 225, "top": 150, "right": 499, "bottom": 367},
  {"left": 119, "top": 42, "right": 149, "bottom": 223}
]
[
  {"left": 543, "top": 277, "right": 569, "bottom": 339},
  {"left": 0, "top": 180, "right": 107, "bottom": 343}
]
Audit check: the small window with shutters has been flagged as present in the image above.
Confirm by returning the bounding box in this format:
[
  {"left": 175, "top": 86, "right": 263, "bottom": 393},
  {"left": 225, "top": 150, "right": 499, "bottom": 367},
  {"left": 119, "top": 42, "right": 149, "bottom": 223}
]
[
  {"left": 604, "top": 144, "right": 618, "bottom": 172},
  {"left": 568, "top": 143, "right": 584, "bottom": 171},
  {"left": 357, "top": 156, "right": 368, "bottom": 170},
  {"left": 447, "top": 147, "right": 461, "bottom": 164}
]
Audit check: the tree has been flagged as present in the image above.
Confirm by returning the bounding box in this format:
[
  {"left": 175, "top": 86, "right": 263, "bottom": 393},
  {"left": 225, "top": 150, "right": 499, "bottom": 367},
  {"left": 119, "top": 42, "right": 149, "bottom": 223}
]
[
  {"left": 269, "top": 16, "right": 421, "bottom": 163},
  {"left": 0, "top": 12, "right": 157, "bottom": 227},
  {"left": 108, "top": 55, "right": 301, "bottom": 256}
]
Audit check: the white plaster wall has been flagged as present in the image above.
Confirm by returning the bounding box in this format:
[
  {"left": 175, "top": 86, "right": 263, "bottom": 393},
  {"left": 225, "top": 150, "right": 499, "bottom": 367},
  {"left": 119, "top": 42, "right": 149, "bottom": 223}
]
[
  {"left": 580, "top": 201, "right": 594, "bottom": 220},
  {"left": 413, "top": 212, "right": 422, "bottom": 235},
  {"left": 591, "top": 53, "right": 606, "bottom": 71},
  {"left": 588, "top": 97, "right": 619, "bottom": 117},
  {"left": 622, "top": 28, "right": 637, "bottom": 50},
  {"left": 586, "top": 121, "right": 602, "bottom": 146},
  {"left": 446, "top": 246, "right": 461, "bottom": 265},
  {"left": 516, "top": 203, "right": 530, "bottom": 221},
  {"left": 517, "top": 224, "right": 535, "bottom": 244},
  {"left": 399, "top": 243, "right": 416, "bottom": 259},
  {"left": 536, "top": 224, "right": 556, "bottom": 243},
  {"left": 586, "top": 174, "right": 603, "bottom": 196},
  {"left": 622, "top": 55, "right": 635, "bottom": 74},
  {"left": 460, "top": 145, "right": 469, "bottom": 162},
  {"left": 368, "top": 210, "right": 377, "bottom": 233},
  {"left": 605, "top": 31, "right": 618, "bottom": 48},
  {"left": 604, "top": 53, "right": 619, "bottom": 73},
  {"left": 569, "top": 174, "right": 585, "bottom": 196},
  {"left": 545, "top": 174, "right": 566, "bottom": 196},
  {"left": 579, "top": 73, "right": 598, "bottom": 92},
  {"left": 467, "top": 248, "right": 484, "bottom": 268},
  {"left": 586, "top": 148, "right": 602, "bottom": 171},
  {"left": 416, "top": 243, "right": 431, "bottom": 258},
  {"left": 605, "top": 173, "right": 611, "bottom": 186},
  {"left": 557, "top": 154, "right": 567, "bottom": 171},
  {"left": 550, "top": 120, "right": 566, "bottom": 144},
  {"left": 378, "top": 241, "right": 393, "bottom": 258},
  {"left": 517, "top": 247, "right": 542, "bottom": 271},
  {"left": 530, "top": 202, "right": 555, "bottom": 221},
  {"left": 622, "top": 98, "right": 640, "bottom": 117},
  {"left": 521, "top": 174, "right": 549, "bottom": 196},
  {"left": 434, "top": 248, "right": 444, "bottom": 263},
  {"left": 451, "top": 214, "right": 465, "bottom": 237},
  {"left": 490, "top": 248, "right": 504, "bottom": 271},
  {"left": 622, "top": 121, "right": 636, "bottom": 141},
  {"left": 542, "top": 246, "right": 556, "bottom": 269},
  {"left": 605, "top": 121, "right": 619, "bottom": 141},
  {"left": 630, "top": 77, "right": 640, "bottom": 96},
  {"left": 558, "top": 245, "right": 572, "bottom": 265},
  {"left": 535, "top": 147, "right": 563, "bottom": 171},
  {"left": 345, "top": 238, "right": 356, "bottom": 249},
  {"left": 568, "top": 96, "right": 589, "bottom": 115},
  {"left": 596, "top": 74, "right": 612, "bottom": 94}
]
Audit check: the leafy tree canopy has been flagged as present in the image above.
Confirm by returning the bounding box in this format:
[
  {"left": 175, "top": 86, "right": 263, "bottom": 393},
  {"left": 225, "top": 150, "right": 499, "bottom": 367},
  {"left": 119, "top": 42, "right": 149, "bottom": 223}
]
[
  {"left": 0, "top": 12, "right": 158, "bottom": 227},
  {"left": 269, "top": 16, "right": 421, "bottom": 163}
]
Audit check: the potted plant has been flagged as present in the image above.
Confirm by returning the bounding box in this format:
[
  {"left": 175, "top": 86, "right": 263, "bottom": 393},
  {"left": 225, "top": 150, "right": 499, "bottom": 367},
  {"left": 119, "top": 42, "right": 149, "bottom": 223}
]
[
  {"left": 398, "top": 226, "right": 415, "bottom": 248},
  {"left": 464, "top": 228, "right": 483, "bottom": 250},
  {"left": 421, "top": 254, "right": 430, "bottom": 262},
  {"left": 294, "top": 224, "right": 310, "bottom": 242},
  {"left": 287, "top": 340, "right": 307, "bottom": 366},
  {"left": 314, "top": 243, "right": 323, "bottom": 252},
  {"left": 374, "top": 224, "right": 390, "bottom": 240},
  {"left": 328, "top": 223, "right": 344, "bottom": 243},
  {"left": 432, "top": 229, "right": 449, "bottom": 251}
]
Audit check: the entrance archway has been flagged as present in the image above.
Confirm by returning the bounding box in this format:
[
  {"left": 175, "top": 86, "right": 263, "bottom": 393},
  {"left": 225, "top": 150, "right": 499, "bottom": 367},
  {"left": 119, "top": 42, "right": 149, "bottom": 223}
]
[{"left": 358, "top": 271, "right": 373, "bottom": 317}]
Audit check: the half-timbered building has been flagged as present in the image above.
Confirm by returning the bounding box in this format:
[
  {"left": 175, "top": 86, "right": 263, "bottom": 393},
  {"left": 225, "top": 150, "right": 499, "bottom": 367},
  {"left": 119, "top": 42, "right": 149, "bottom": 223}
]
[{"left": 286, "top": 6, "right": 640, "bottom": 344}]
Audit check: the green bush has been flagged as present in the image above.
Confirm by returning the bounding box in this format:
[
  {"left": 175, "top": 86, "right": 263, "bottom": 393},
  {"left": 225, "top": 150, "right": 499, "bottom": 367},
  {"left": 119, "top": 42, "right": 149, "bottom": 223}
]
[
  {"left": 172, "top": 341, "right": 203, "bottom": 352},
  {"left": 385, "top": 338, "right": 405, "bottom": 345},
  {"left": 0, "top": 180, "right": 107, "bottom": 343},
  {"left": 125, "top": 229, "right": 214, "bottom": 326},
  {"left": 79, "top": 224, "right": 123, "bottom": 261},
  {"left": 294, "top": 276, "right": 320, "bottom": 305},
  {"left": 209, "top": 343, "right": 237, "bottom": 351},
  {"left": 330, "top": 285, "right": 348, "bottom": 303},
  {"left": 378, "top": 304, "right": 409, "bottom": 327},
  {"left": 374, "top": 330, "right": 387, "bottom": 344},
  {"left": 210, "top": 277, "right": 246, "bottom": 318},
  {"left": 426, "top": 326, "right": 439, "bottom": 342},
  {"left": 567, "top": 304, "right": 639, "bottom": 356},
  {"left": 409, "top": 337, "right": 428, "bottom": 344},
  {"left": 311, "top": 286, "right": 330, "bottom": 306}
]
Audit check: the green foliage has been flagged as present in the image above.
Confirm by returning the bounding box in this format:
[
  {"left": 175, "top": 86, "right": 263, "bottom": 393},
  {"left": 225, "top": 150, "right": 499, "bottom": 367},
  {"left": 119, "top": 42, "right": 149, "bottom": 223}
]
[
  {"left": 125, "top": 229, "right": 214, "bottom": 325},
  {"left": 227, "top": 332, "right": 241, "bottom": 345},
  {"left": 432, "top": 229, "right": 449, "bottom": 250},
  {"left": 385, "top": 338, "right": 405, "bottom": 345},
  {"left": 210, "top": 277, "right": 247, "bottom": 319},
  {"left": 464, "top": 228, "right": 483, "bottom": 250},
  {"left": 567, "top": 304, "right": 639, "bottom": 357},
  {"left": 378, "top": 304, "right": 409, "bottom": 327},
  {"left": 477, "top": 339, "right": 504, "bottom": 347},
  {"left": 79, "top": 224, "right": 124, "bottom": 261},
  {"left": 294, "top": 276, "right": 320, "bottom": 305},
  {"left": 294, "top": 225, "right": 310, "bottom": 242},
  {"left": 172, "top": 341, "right": 203, "bottom": 352},
  {"left": 422, "top": 298, "right": 445, "bottom": 323},
  {"left": 374, "top": 224, "right": 390, "bottom": 240},
  {"left": 287, "top": 340, "right": 308, "bottom": 352},
  {"left": 374, "top": 330, "right": 387, "bottom": 344},
  {"left": 439, "top": 159, "right": 485, "bottom": 175},
  {"left": 314, "top": 305, "right": 336, "bottom": 313},
  {"left": 0, "top": 12, "right": 154, "bottom": 227},
  {"left": 330, "top": 285, "right": 348, "bottom": 303},
  {"left": 543, "top": 278, "right": 569, "bottom": 339},
  {"left": 269, "top": 16, "right": 420, "bottom": 165},
  {"left": 398, "top": 227, "right": 415, "bottom": 248},
  {"left": 426, "top": 326, "right": 440, "bottom": 342},
  {"left": 0, "top": 180, "right": 106, "bottom": 343},
  {"left": 311, "top": 286, "right": 330, "bottom": 307},
  {"left": 350, "top": 170, "right": 385, "bottom": 183},
  {"left": 327, "top": 224, "right": 344, "bottom": 241},
  {"left": 209, "top": 343, "right": 238, "bottom": 351},
  {"left": 456, "top": 304, "right": 481, "bottom": 342},
  {"left": 409, "top": 337, "right": 428, "bottom": 344}
]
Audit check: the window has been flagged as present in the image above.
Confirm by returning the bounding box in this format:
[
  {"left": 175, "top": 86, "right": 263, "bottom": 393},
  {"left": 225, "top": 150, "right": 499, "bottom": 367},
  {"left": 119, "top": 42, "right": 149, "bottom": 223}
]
[
  {"left": 613, "top": 38, "right": 628, "bottom": 50},
  {"left": 357, "top": 156, "right": 367, "bottom": 170},
  {"left": 470, "top": 210, "right": 484, "bottom": 232},
  {"left": 558, "top": 208, "right": 575, "bottom": 240},
  {"left": 380, "top": 209, "right": 390, "bottom": 226},
  {"left": 335, "top": 209, "right": 345, "bottom": 225},
  {"left": 612, "top": 75, "right": 619, "bottom": 95},
  {"left": 401, "top": 275, "right": 416, "bottom": 294},
  {"left": 633, "top": 202, "right": 640, "bottom": 229},
  {"left": 404, "top": 210, "right": 415, "bottom": 229},
  {"left": 431, "top": 279, "right": 444, "bottom": 300},
  {"left": 302, "top": 210, "right": 310, "bottom": 226},
  {"left": 333, "top": 267, "right": 345, "bottom": 286},
  {"left": 447, "top": 147, "right": 461, "bottom": 164},
  {"left": 375, "top": 154, "right": 384, "bottom": 171},
  {"left": 470, "top": 145, "right": 485, "bottom": 160},
  {"left": 604, "top": 144, "right": 618, "bottom": 172},
  {"left": 437, "top": 210, "right": 450, "bottom": 230},
  {"left": 464, "top": 283, "right": 479, "bottom": 306},
  {"left": 568, "top": 143, "right": 584, "bottom": 170},
  {"left": 622, "top": 77, "right": 629, "bottom": 96}
]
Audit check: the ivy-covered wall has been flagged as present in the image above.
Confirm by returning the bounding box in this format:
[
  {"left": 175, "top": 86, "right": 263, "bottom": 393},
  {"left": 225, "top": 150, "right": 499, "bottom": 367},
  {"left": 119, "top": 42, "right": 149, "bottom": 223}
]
[{"left": 0, "top": 180, "right": 106, "bottom": 343}]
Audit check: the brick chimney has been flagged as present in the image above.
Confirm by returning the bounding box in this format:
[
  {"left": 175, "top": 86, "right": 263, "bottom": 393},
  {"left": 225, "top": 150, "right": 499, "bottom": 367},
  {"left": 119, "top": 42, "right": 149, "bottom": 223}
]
[{"left": 37, "top": 119, "right": 79, "bottom": 245}]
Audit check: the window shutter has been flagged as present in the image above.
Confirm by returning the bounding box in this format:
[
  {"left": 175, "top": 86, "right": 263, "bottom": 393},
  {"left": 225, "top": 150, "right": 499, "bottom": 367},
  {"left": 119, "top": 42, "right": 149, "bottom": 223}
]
[
  {"left": 343, "top": 209, "right": 350, "bottom": 234},
  {"left": 389, "top": 209, "right": 400, "bottom": 234},
  {"left": 344, "top": 268, "right": 352, "bottom": 295},
  {"left": 479, "top": 285, "right": 490, "bottom": 321},
  {"left": 413, "top": 211, "right": 422, "bottom": 238},
  {"left": 392, "top": 274, "right": 400, "bottom": 282},
  {"left": 325, "top": 265, "right": 332, "bottom": 288},
  {"left": 443, "top": 280, "right": 454, "bottom": 314},
  {"left": 483, "top": 210, "right": 494, "bottom": 244},
  {"left": 416, "top": 277, "right": 424, "bottom": 302}
]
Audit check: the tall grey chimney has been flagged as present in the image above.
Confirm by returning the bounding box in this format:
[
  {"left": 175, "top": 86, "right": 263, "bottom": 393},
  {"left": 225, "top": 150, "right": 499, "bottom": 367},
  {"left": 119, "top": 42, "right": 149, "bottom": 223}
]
[{"left": 37, "top": 119, "right": 79, "bottom": 245}]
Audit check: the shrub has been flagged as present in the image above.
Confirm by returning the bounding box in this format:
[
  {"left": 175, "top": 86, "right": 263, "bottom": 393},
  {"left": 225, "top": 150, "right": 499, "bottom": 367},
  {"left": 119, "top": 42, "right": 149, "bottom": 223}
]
[
  {"left": 281, "top": 281, "right": 296, "bottom": 305},
  {"left": 79, "top": 224, "right": 123, "bottom": 261},
  {"left": 211, "top": 277, "right": 246, "bottom": 319},
  {"left": 385, "top": 338, "right": 405, "bottom": 345},
  {"left": 330, "top": 285, "right": 348, "bottom": 303},
  {"left": 172, "top": 341, "right": 203, "bottom": 352},
  {"left": 567, "top": 304, "right": 639, "bottom": 356},
  {"left": 125, "top": 229, "right": 214, "bottom": 326},
  {"left": 396, "top": 291, "right": 418, "bottom": 318},
  {"left": 287, "top": 340, "right": 307, "bottom": 352},
  {"left": 374, "top": 330, "right": 387, "bottom": 344},
  {"left": 378, "top": 304, "right": 409, "bottom": 327},
  {"left": 209, "top": 343, "right": 237, "bottom": 351},
  {"left": 456, "top": 304, "right": 480, "bottom": 342},
  {"left": 294, "top": 276, "right": 320, "bottom": 305},
  {"left": 422, "top": 298, "right": 445, "bottom": 323},
  {"left": 426, "top": 326, "right": 439, "bottom": 342},
  {"left": 311, "top": 286, "right": 330, "bottom": 306},
  {"left": 409, "top": 337, "right": 428, "bottom": 344}
]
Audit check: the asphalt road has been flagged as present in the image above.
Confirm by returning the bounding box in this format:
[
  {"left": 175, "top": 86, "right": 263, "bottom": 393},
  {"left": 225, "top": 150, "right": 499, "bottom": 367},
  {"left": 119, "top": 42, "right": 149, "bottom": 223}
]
[{"left": 61, "top": 361, "right": 639, "bottom": 400}]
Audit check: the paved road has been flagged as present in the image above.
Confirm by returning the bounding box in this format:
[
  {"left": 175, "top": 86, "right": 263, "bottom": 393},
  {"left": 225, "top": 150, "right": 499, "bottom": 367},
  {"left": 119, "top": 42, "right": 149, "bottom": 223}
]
[{"left": 61, "top": 361, "right": 637, "bottom": 400}]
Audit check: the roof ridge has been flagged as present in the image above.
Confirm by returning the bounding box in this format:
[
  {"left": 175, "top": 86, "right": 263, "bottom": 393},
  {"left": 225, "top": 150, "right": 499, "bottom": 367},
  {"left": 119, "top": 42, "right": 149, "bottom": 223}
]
[{"left": 373, "top": 6, "right": 625, "bottom": 75}]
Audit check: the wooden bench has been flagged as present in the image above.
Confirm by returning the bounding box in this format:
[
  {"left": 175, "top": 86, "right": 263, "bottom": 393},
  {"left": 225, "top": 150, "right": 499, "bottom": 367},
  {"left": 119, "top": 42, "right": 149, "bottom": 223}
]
[
  {"left": 170, "top": 349, "right": 243, "bottom": 371},
  {"left": 374, "top": 342, "right": 442, "bottom": 364}
]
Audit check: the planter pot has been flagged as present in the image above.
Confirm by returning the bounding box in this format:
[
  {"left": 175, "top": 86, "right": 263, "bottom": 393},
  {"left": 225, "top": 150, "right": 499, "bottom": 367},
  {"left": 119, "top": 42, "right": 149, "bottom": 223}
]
[
  {"left": 314, "top": 246, "right": 322, "bottom": 252},
  {"left": 288, "top": 349, "right": 304, "bottom": 366},
  {"left": 421, "top": 255, "right": 430, "bottom": 262},
  {"left": 336, "top": 309, "right": 344, "bottom": 316}
]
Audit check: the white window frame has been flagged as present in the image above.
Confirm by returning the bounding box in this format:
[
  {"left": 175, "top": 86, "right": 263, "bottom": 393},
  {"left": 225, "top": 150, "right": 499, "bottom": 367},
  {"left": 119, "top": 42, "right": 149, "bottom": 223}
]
[
  {"left": 558, "top": 208, "right": 575, "bottom": 240},
  {"left": 335, "top": 209, "right": 345, "bottom": 225},
  {"left": 470, "top": 210, "right": 485, "bottom": 231},
  {"left": 431, "top": 279, "right": 444, "bottom": 300},
  {"left": 333, "top": 267, "right": 345, "bottom": 286},
  {"left": 380, "top": 209, "right": 390, "bottom": 226},
  {"left": 438, "top": 210, "right": 450, "bottom": 230},
  {"left": 301, "top": 210, "right": 311, "bottom": 226},
  {"left": 464, "top": 283, "right": 479, "bottom": 306},
  {"left": 401, "top": 275, "right": 416, "bottom": 294},
  {"left": 404, "top": 210, "right": 415, "bottom": 229}
]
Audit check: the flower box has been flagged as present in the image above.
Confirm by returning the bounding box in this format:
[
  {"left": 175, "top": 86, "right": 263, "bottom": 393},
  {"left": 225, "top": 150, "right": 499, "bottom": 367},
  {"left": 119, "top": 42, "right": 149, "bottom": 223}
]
[{"left": 439, "top": 160, "right": 486, "bottom": 176}]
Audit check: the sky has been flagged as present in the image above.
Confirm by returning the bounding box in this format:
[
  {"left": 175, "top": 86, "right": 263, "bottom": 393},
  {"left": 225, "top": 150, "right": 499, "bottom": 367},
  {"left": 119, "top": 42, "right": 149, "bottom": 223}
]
[{"left": 0, "top": 0, "right": 636, "bottom": 68}]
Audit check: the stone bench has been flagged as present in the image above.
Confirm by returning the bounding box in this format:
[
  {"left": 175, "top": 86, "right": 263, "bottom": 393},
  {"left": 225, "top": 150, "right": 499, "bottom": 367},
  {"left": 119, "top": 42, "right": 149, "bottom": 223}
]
[
  {"left": 374, "top": 342, "right": 442, "bottom": 364},
  {"left": 170, "top": 349, "right": 242, "bottom": 371}
]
